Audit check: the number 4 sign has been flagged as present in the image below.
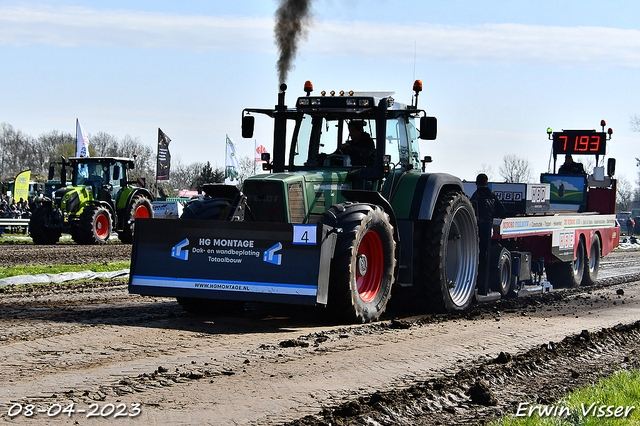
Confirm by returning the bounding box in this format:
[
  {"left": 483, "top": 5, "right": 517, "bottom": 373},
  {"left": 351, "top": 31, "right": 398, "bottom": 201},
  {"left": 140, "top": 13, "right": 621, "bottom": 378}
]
[{"left": 292, "top": 225, "right": 317, "bottom": 245}]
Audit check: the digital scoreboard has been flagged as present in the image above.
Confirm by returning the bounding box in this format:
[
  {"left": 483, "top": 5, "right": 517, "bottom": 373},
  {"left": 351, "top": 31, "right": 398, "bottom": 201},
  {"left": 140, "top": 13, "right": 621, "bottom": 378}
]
[{"left": 552, "top": 130, "right": 607, "bottom": 156}]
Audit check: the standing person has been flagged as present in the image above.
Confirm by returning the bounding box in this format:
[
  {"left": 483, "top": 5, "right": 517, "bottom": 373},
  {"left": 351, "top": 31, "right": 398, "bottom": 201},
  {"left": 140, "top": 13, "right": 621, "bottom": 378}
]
[
  {"left": 627, "top": 217, "right": 635, "bottom": 236},
  {"left": 470, "top": 173, "right": 506, "bottom": 295}
]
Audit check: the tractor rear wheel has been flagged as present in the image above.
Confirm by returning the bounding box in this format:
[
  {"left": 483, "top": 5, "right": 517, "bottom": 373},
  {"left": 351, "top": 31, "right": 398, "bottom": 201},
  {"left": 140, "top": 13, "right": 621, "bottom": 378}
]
[
  {"left": 80, "top": 206, "right": 112, "bottom": 244},
  {"left": 419, "top": 191, "right": 478, "bottom": 313},
  {"left": 29, "top": 206, "right": 61, "bottom": 244},
  {"left": 321, "top": 202, "right": 396, "bottom": 323},
  {"left": 119, "top": 195, "right": 153, "bottom": 243},
  {"left": 581, "top": 234, "right": 601, "bottom": 286}
]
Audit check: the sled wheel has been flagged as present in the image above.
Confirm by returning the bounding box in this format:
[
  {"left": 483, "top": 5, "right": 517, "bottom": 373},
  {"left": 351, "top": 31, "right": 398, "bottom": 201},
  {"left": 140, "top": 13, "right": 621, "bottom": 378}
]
[
  {"left": 490, "top": 247, "right": 513, "bottom": 297},
  {"left": 419, "top": 191, "right": 478, "bottom": 313},
  {"left": 80, "top": 206, "right": 112, "bottom": 244},
  {"left": 546, "top": 238, "right": 585, "bottom": 288},
  {"left": 29, "top": 206, "right": 61, "bottom": 244},
  {"left": 321, "top": 202, "right": 396, "bottom": 323},
  {"left": 119, "top": 195, "right": 153, "bottom": 243},
  {"left": 581, "top": 234, "right": 601, "bottom": 286},
  {"left": 180, "top": 197, "right": 232, "bottom": 220}
]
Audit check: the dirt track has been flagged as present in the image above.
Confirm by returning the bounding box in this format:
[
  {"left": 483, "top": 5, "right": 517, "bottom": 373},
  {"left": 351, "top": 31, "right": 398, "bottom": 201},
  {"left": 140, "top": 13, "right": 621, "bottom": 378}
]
[{"left": 0, "top": 244, "right": 639, "bottom": 425}]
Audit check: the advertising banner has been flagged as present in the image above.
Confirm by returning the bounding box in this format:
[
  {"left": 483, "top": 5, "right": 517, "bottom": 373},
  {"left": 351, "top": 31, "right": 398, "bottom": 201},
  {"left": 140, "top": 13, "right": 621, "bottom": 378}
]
[
  {"left": 157, "top": 128, "right": 171, "bottom": 180},
  {"left": 129, "top": 219, "right": 329, "bottom": 305}
]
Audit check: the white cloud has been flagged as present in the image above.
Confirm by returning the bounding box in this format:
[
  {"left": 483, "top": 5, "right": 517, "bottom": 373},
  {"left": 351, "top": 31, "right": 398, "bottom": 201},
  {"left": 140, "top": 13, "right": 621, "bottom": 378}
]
[{"left": 1, "top": 5, "right": 639, "bottom": 67}]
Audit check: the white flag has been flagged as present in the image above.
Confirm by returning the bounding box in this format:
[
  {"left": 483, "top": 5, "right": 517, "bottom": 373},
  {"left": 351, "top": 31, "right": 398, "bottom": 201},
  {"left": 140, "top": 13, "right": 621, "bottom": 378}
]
[
  {"left": 76, "top": 119, "right": 90, "bottom": 157},
  {"left": 255, "top": 140, "right": 266, "bottom": 162},
  {"left": 225, "top": 134, "right": 240, "bottom": 185}
]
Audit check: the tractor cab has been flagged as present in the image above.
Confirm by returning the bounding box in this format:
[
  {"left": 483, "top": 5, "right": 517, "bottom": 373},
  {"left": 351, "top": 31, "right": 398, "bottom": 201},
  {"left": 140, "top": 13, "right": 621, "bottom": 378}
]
[{"left": 242, "top": 81, "right": 437, "bottom": 180}]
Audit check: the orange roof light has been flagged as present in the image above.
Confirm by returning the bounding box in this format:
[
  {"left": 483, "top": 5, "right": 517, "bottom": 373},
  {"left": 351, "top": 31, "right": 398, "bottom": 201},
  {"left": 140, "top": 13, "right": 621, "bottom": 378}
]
[
  {"left": 304, "top": 81, "right": 313, "bottom": 95},
  {"left": 413, "top": 80, "right": 423, "bottom": 93},
  {"left": 600, "top": 119, "right": 606, "bottom": 127}
]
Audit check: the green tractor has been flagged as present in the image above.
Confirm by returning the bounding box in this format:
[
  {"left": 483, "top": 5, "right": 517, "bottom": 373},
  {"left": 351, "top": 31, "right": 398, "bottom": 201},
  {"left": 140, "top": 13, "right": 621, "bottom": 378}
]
[
  {"left": 129, "top": 81, "right": 479, "bottom": 322},
  {"left": 30, "top": 157, "right": 154, "bottom": 244}
]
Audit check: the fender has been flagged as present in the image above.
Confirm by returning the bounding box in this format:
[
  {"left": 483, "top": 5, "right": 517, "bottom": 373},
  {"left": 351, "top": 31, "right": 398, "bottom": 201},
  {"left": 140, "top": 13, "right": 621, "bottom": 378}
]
[{"left": 407, "top": 172, "right": 466, "bottom": 220}]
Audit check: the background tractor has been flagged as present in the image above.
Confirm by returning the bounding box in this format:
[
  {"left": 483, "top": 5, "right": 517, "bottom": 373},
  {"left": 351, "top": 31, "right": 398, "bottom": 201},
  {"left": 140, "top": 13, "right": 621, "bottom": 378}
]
[{"left": 30, "top": 157, "right": 153, "bottom": 244}]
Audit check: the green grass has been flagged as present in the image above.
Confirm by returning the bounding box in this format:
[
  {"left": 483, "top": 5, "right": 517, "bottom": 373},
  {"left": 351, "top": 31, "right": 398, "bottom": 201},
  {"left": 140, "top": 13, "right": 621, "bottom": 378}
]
[
  {"left": 491, "top": 369, "right": 640, "bottom": 426},
  {"left": 0, "top": 261, "right": 130, "bottom": 279}
]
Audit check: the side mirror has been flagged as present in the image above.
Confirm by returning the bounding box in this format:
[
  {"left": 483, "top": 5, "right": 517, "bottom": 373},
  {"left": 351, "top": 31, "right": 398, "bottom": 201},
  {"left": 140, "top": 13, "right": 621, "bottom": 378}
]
[
  {"left": 607, "top": 158, "right": 616, "bottom": 177},
  {"left": 420, "top": 116, "right": 437, "bottom": 140},
  {"left": 242, "top": 115, "right": 255, "bottom": 139}
]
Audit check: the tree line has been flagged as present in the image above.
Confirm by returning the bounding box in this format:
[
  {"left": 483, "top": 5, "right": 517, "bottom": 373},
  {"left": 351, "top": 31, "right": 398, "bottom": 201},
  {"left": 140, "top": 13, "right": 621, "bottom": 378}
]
[{"left": 0, "top": 123, "right": 256, "bottom": 198}]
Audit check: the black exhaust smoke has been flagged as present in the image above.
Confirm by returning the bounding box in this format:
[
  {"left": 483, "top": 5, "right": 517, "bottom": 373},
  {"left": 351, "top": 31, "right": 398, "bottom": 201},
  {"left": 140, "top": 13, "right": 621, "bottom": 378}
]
[{"left": 274, "top": 0, "right": 312, "bottom": 85}]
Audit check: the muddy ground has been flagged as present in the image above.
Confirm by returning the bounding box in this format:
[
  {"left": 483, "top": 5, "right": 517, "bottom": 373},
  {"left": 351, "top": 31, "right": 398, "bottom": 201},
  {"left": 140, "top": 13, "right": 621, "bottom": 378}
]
[{"left": 0, "top": 243, "right": 639, "bottom": 425}]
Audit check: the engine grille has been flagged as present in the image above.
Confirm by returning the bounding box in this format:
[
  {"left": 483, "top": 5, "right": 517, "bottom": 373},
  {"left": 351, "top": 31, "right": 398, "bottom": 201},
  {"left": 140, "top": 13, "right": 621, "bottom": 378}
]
[{"left": 243, "top": 181, "right": 286, "bottom": 222}]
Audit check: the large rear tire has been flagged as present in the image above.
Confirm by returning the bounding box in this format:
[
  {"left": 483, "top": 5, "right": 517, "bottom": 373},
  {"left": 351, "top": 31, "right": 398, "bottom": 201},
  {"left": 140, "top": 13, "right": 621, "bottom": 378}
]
[
  {"left": 29, "top": 206, "right": 61, "bottom": 244},
  {"left": 418, "top": 191, "right": 478, "bottom": 313},
  {"left": 581, "top": 234, "right": 601, "bottom": 286},
  {"left": 545, "top": 238, "right": 585, "bottom": 288},
  {"left": 119, "top": 195, "right": 153, "bottom": 243},
  {"left": 321, "top": 202, "right": 396, "bottom": 323},
  {"left": 79, "top": 206, "right": 112, "bottom": 244}
]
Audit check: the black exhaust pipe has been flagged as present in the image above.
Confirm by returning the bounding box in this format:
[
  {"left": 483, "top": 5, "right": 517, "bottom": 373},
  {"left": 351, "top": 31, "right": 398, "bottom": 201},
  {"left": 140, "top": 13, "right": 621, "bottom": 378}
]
[{"left": 272, "top": 83, "right": 287, "bottom": 173}]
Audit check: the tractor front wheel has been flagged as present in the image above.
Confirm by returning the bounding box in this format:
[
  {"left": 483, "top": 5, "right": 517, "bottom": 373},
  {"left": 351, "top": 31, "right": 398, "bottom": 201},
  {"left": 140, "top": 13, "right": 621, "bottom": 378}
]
[
  {"left": 321, "top": 202, "right": 396, "bottom": 323},
  {"left": 80, "top": 206, "right": 112, "bottom": 244},
  {"left": 119, "top": 195, "right": 153, "bottom": 243}
]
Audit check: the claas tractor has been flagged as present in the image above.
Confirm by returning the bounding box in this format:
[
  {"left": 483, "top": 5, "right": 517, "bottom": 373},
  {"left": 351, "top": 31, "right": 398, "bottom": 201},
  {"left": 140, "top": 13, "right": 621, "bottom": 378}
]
[
  {"left": 129, "top": 81, "right": 479, "bottom": 323},
  {"left": 30, "top": 157, "right": 154, "bottom": 244}
]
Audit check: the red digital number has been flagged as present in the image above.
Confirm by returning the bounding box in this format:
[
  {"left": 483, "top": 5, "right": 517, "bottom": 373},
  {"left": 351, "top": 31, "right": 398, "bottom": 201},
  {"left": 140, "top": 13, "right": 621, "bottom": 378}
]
[
  {"left": 561, "top": 135, "right": 568, "bottom": 150},
  {"left": 574, "top": 135, "right": 589, "bottom": 151},
  {"left": 589, "top": 135, "right": 600, "bottom": 152}
]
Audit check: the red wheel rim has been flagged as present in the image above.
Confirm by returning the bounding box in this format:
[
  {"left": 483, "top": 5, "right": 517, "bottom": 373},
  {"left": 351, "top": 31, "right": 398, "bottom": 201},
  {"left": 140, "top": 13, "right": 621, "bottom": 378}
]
[
  {"left": 95, "top": 214, "right": 109, "bottom": 239},
  {"left": 356, "top": 230, "right": 384, "bottom": 302},
  {"left": 134, "top": 205, "right": 150, "bottom": 218}
]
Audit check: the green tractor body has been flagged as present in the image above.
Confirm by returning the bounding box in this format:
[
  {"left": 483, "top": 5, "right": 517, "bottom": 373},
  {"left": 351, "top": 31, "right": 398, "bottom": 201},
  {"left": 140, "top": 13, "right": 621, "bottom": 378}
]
[{"left": 30, "top": 157, "right": 154, "bottom": 244}]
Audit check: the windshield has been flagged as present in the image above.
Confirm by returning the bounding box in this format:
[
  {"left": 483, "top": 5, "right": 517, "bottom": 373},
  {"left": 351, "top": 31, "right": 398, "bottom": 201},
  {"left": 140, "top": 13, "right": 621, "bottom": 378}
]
[{"left": 289, "top": 113, "right": 420, "bottom": 170}]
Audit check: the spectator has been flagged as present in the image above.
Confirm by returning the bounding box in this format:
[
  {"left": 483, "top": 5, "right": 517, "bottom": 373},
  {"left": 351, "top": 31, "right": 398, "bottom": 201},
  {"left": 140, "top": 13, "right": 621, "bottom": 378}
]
[
  {"left": 470, "top": 173, "right": 506, "bottom": 295},
  {"left": 627, "top": 217, "right": 635, "bottom": 236}
]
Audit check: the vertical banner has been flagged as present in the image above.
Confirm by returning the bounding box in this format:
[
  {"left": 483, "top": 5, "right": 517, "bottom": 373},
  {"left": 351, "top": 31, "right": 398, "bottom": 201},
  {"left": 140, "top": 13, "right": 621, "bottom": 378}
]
[
  {"left": 225, "top": 134, "right": 240, "bottom": 185},
  {"left": 255, "top": 140, "right": 266, "bottom": 162},
  {"left": 14, "top": 169, "right": 31, "bottom": 201},
  {"left": 76, "top": 119, "right": 90, "bottom": 157},
  {"left": 157, "top": 128, "right": 171, "bottom": 181}
]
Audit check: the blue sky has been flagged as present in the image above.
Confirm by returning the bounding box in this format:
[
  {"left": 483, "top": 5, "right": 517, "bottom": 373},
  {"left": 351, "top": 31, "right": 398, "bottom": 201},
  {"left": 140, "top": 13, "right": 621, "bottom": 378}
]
[{"left": 1, "top": 0, "right": 639, "bottom": 184}]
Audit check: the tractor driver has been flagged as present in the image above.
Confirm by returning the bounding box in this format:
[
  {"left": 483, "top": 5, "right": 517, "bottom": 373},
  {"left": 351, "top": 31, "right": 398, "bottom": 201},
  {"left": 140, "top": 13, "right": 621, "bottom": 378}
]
[{"left": 335, "top": 120, "right": 375, "bottom": 166}]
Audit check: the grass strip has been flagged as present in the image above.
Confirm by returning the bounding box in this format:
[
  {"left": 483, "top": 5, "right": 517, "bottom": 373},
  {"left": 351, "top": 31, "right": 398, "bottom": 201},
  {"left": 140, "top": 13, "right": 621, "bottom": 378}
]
[{"left": 0, "top": 261, "right": 130, "bottom": 279}]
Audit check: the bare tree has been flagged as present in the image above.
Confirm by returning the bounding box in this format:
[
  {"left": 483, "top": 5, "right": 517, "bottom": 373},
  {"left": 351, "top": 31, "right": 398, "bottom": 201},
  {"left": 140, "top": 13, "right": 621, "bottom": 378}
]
[
  {"left": 616, "top": 175, "right": 634, "bottom": 212},
  {"left": 631, "top": 114, "right": 640, "bottom": 132},
  {"left": 238, "top": 155, "right": 257, "bottom": 186},
  {"left": 499, "top": 154, "right": 534, "bottom": 183},
  {"left": 476, "top": 163, "right": 494, "bottom": 181},
  {"left": 170, "top": 159, "right": 205, "bottom": 190}
]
